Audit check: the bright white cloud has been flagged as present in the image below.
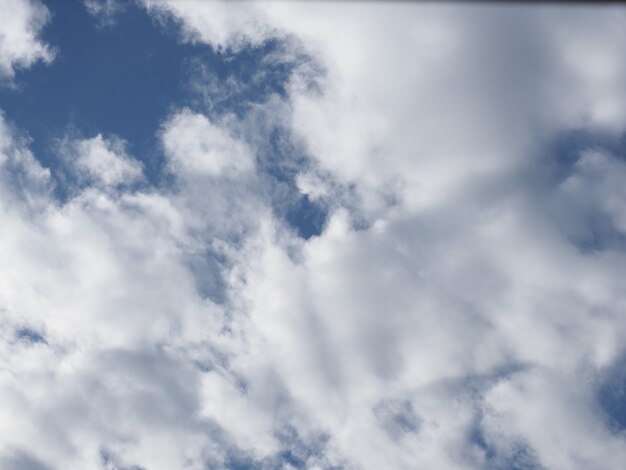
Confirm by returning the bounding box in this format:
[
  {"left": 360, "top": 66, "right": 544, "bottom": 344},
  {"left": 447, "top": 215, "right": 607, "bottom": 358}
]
[
  {"left": 161, "top": 109, "right": 254, "bottom": 177},
  {"left": 2, "top": 2, "right": 626, "bottom": 470},
  {"left": 59, "top": 134, "right": 143, "bottom": 188},
  {"left": 142, "top": 0, "right": 272, "bottom": 50},
  {"left": 0, "top": 113, "right": 247, "bottom": 468},
  {"left": 145, "top": 2, "right": 626, "bottom": 211},
  {"left": 0, "top": 0, "right": 54, "bottom": 80},
  {"left": 0, "top": 111, "right": 51, "bottom": 203},
  {"left": 135, "top": 3, "right": 626, "bottom": 469}
]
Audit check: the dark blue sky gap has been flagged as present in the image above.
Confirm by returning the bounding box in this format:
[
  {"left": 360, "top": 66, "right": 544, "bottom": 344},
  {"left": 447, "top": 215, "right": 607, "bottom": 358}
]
[
  {"left": 0, "top": 1, "right": 295, "bottom": 178},
  {"left": 598, "top": 355, "right": 626, "bottom": 434},
  {"left": 546, "top": 128, "right": 626, "bottom": 182},
  {"left": 0, "top": 0, "right": 203, "bottom": 181},
  {"left": 538, "top": 129, "right": 626, "bottom": 253},
  {"left": 0, "top": 0, "right": 327, "bottom": 238}
]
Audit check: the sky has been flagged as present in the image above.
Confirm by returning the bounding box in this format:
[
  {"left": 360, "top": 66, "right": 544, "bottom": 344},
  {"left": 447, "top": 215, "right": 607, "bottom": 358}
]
[{"left": 1, "top": 0, "right": 626, "bottom": 469}]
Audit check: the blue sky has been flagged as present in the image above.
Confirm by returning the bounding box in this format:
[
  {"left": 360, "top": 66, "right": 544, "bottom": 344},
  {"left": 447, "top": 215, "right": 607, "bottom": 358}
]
[
  {"left": 1, "top": 0, "right": 190, "bottom": 178},
  {"left": 2, "top": 1, "right": 626, "bottom": 469},
  {"left": 0, "top": 0, "right": 325, "bottom": 238}
]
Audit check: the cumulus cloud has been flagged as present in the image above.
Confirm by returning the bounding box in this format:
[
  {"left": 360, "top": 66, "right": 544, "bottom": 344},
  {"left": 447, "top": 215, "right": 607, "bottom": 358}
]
[
  {"left": 58, "top": 134, "right": 143, "bottom": 188},
  {"left": 0, "top": 0, "right": 54, "bottom": 81},
  {"left": 134, "top": 3, "right": 626, "bottom": 468},
  {"left": 0, "top": 111, "right": 250, "bottom": 468},
  {"left": 161, "top": 109, "right": 254, "bottom": 177},
  {"left": 142, "top": 0, "right": 273, "bottom": 51},
  {"left": 2, "top": 2, "right": 626, "bottom": 469}
]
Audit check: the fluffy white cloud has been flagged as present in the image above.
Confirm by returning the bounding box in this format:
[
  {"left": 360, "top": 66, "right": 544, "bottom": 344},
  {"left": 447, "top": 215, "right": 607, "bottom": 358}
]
[
  {"left": 134, "top": 2, "right": 626, "bottom": 468},
  {"left": 58, "top": 134, "right": 143, "bottom": 188},
  {"left": 142, "top": 0, "right": 272, "bottom": 50},
  {"left": 145, "top": 3, "right": 626, "bottom": 211},
  {"left": 232, "top": 199, "right": 626, "bottom": 468},
  {"left": 0, "top": 0, "right": 54, "bottom": 80},
  {"left": 161, "top": 109, "right": 254, "bottom": 177},
  {"left": 2, "top": 2, "right": 626, "bottom": 469},
  {"left": 0, "top": 111, "right": 255, "bottom": 468}
]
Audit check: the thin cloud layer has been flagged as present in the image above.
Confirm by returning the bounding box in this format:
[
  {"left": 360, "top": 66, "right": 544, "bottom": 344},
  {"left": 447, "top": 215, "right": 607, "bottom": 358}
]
[{"left": 1, "top": 1, "right": 626, "bottom": 469}]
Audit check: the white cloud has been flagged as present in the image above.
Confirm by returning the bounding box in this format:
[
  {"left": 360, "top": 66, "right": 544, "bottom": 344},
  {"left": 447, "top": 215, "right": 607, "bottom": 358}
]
[
  {"left": 482, "top": 369, "right": 626, "bottom": 469},
  {"left": 134, "top": 2, "right": 626, "bottom": 468},
  {"left": 142, "top": 0, "right": 273, "bottom": 50},
  {"left": 0, "top": 113, "right": 250, "bottom": 468},
  {"left": 59, "top": 134, "right": 143, "bottom": 188},
  {"left": 0, "top": 111, "right": 51, "bottom": 205},
  {"left": 0, "top": 0, "right": 54, "bottom": 81},
  {"left": 145, "top": 2, "right": 626, "bottom": 211},
  {"left": 161, "top": 109, "right": 254, "bottom": 177},
  {"left": 2, "top": 2, "right": 626, "bottom": 469}
]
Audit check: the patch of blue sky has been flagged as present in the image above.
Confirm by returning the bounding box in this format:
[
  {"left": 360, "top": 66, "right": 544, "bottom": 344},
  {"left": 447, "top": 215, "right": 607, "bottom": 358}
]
[
  {"left": 273, "top": 426, "right": 333, "bottom": 469},
  {"left": 257, "top": 127, "right": 328, "bottom": 239},
  {"left": 285, "top": 194, "right": 328, "bottom": 240},
  {"left": 543, "top": 128, "right": 626, "bottom": 182},
  {"left": 0, "top": 1, "right": 286, "bottom": 180},
  {"left": 0, "top": 0, "right": 327, "bottom": 238},
  {"left": 567, "top": 212, "right": 626, "bottom": 254},
  {"left": 471, "top": 427, "right": 544, "bottom": 470},
  {"left": 187, "top": 38, "right": 308, "bottom": 120},
  {"left": 0, "top": 1, "right": 190, "bottom": 183},
  {"left": 523, "top": 128, "right": 626, "bottom": 253},
  {"left": 15, "top": 327, "right": 46, "bottom": 345},
  {"left": 222, "top": 426, "right": 336, "bottom": 470},
  {"left": 446, "top": 367, "right": 541, "bottom": 468},
  {"left": 597, "top": 356, "right": 626, "bottom": 434}
]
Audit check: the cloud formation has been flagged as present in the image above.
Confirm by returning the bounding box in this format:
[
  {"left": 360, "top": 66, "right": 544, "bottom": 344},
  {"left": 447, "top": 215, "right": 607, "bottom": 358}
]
[
  {"left": 58, "top": 134, "right": 143, "bottom": 188},
  {"left": 2, "top": 1, "right": 626, "bottom": 469},
  {"left": 0, "top": 0, "right": 53, "bottom": 81}
]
